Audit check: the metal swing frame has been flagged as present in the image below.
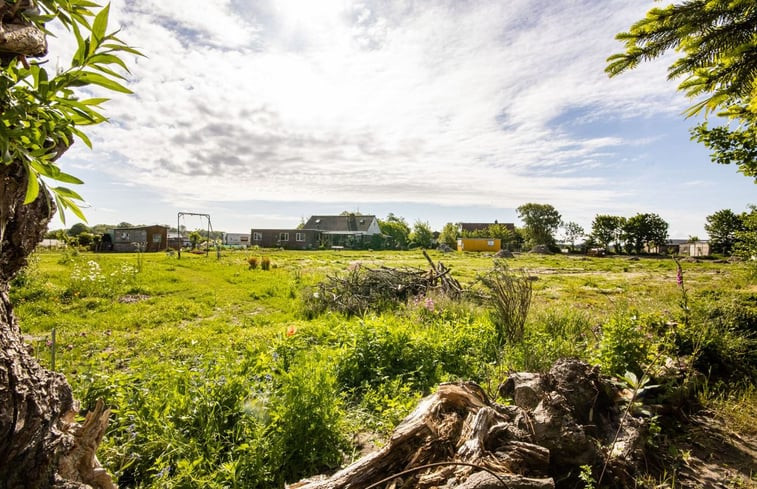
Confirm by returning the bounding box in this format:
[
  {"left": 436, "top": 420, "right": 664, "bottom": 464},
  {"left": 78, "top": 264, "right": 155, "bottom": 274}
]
[{"left": 177, "top": 212, "right": 213, "bottom": 259}]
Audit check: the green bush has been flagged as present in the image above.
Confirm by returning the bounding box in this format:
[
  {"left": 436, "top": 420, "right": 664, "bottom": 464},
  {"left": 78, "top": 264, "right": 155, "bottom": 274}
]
[
  {"left": 594, "top": 312, "right": 657, "bottom": 376},
  {"left": 501, "top": 309, "right": 595, "bottom": 372},
  {"left": 82, "top": 349, "right": 346, "bottom": 489},
  {"left": 336, "top": 321, "right": 439, "bottom": 393}
]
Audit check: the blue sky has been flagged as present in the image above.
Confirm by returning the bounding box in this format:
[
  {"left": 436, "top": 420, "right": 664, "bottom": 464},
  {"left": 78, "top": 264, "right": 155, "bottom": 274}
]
[{"left": 50, "top": 0, "right": 755, "bottom": 238}]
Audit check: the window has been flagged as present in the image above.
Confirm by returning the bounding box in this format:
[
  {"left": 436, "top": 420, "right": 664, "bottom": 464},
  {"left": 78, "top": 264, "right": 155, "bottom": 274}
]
[
  {"left": 279, "top": 232, "right": 289, "bottom": 242},
  {"left": 152, "top": 233, "right": 162, "bottom": 243},
  {"left": 253, "top": 232, "right": 262, "bottom": 240},
  {"left": 488, "top": 240, "right": 495, "bottom": 247},
  {"left": 296, "top": 232, "right": 305, "bottom": 242}
]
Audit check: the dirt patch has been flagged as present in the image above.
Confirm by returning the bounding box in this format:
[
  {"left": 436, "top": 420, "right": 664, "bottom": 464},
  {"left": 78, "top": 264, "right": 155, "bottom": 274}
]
[
  {"left": 118, "top": 294, "right": 150, "bottom": 303},
  {"left": 658, "top": 414, "right": 757, "bottom": 489}
]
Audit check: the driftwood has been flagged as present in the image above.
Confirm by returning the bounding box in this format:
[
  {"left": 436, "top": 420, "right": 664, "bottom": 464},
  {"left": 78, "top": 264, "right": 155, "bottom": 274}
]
[{"left": 292, "top": 359, "right": 646, "bottom": 489}]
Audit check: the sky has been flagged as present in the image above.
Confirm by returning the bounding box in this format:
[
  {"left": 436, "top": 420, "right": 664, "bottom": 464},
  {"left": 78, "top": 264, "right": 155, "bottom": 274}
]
[{"left": 48, "top": 0, "right": 755, "bottom": 239}]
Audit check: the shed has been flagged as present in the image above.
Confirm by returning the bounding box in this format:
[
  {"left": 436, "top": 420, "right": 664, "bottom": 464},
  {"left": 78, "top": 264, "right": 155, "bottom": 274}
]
[
  {"left": 457, "top": 238, "right": 501, "bottom": 252},
  {"left": 111, "top": 225, "right": 168, "bottom": 252}
]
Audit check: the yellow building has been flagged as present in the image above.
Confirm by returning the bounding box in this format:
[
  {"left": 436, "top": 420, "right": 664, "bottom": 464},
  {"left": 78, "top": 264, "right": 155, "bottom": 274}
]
[{"left": 457, "top": 238, "right": 501, "bottom": 252}]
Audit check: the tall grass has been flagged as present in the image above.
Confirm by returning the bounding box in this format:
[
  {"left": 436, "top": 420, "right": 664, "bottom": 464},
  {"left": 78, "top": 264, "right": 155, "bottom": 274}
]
[{"left": 8, "top": 249, "right": 755, "bottom": 488}]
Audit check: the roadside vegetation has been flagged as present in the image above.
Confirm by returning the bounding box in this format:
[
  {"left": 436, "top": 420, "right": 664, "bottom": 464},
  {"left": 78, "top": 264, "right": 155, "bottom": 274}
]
[{"left": 11, "top": 249, "right": 755, "bottom": 488}]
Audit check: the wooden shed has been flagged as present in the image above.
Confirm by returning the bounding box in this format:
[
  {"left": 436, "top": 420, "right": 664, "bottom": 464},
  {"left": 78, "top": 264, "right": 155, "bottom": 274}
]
[{"left": 111, "top": 225, "right": 168, "bottom": 252}]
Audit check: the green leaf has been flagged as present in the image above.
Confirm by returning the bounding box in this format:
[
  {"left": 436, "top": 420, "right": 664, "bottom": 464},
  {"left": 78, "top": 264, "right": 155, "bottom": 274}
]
[
  {"left": 23, "top": 166, "right": 40, "bottom": 204},
  {"left": 54, "top": 194, "right": 67, "bottom": 224},
  {"left": 102, "top": 43, "right": 144, "bottom": 57},
  {"left": 54, "top": 186, "right": 84, "bottom": 200},
  {"left": 62, "top": 196, "right": 87, "bottom": 221},
  {"left": 92, "top": 3, "right": 110, "bottom": 43},
  {"left": 75, "top": 71, "right": 133, "bottom": 94},
  {"left": 70, "top": 127, "right": 93, "bottom": 149},
  {"left": 53, "top": 171, "right": 85, "bottom": 185}
]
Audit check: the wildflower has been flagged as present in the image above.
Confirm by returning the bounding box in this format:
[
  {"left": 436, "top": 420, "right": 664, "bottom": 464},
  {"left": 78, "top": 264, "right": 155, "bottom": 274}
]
[
  {"left": 286, "top": 325, "right": 297, "bottom": 337},
  {"left": 676, "top": 268, "right": 683, "bottom": 286}
]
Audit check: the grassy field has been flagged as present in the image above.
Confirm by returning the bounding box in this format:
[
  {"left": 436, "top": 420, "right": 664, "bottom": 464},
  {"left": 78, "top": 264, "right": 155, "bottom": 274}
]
[{"left": 10, "top": 249, "right": 756, "bottom": 488}]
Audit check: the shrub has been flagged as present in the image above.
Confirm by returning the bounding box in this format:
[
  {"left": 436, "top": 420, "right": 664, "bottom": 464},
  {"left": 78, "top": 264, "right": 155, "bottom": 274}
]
[
  {"left": 473, "top": 260, "right": 533, "bottom": 345},
  {"left": 594, "top": 312, "right": 656, "bottom": 376},
  {"left": 247, "top": 256, "right": 259, "bottom": 270},
  {"left": 336, "top": 321, "right": 439, "bottom": 393},
  {"left": 261, "top": 257, "right": 271, "bottom": 271}
]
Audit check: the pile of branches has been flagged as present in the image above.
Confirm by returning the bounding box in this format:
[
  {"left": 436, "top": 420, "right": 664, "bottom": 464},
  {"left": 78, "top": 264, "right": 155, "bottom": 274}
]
[{"left": 303, "top": 251, "right": 463, "bottom": 317}]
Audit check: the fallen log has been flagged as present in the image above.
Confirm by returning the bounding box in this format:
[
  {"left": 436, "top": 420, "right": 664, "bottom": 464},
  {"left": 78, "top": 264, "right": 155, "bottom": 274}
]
[{"left": 291, "top": 359, "right": 647, "bottom": 489}]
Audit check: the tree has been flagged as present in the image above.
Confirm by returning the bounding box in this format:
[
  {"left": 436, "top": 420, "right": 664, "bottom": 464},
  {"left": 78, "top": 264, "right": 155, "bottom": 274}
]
[
  {"left": 516, "top": 203, "right": 562, "bottom": 249},
  {"left": 0, "top": 2, "right": 137, "bottom": 487},
  {"left": 438, "top": 222, "right": 459, "bottom": 249},
  {"left": 67, "top": 222, "right": 91, "bottom": 237},
  {"left": 622, "top": 213, "right": 669, "bottom": 254},
  {"left": 705, "top": 208, "right": 744, "bottom": 255},
  {"left": 734, "top": 205, "right": 757, "bottom": 259},
  {"left": 379, "top": 215, "right": 410, "bottom": 249},
  {"left": 591, "top": 215, "right": 626, "bottom": 253},
  {"left": 410, "top": 220, "right": 434, "bottom": 248},
  {"left": 561, "top": 221, "right": 585, "bottom": 252},
  {"left": 607, "top": 1, "right": 757, "bottom": 180}
]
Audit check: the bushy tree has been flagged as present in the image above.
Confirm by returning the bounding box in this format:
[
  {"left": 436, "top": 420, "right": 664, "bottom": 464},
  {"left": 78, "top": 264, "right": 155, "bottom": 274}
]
[
  {"left": 591, "top": 215, "right": 626, "bottom": 253},
  {"left": 67, "top": 222, "right": 91, "bottom": 236},
  {"left": 438, "top": 222, "right": 459, "bottom": 249},
  {"left": 516, "top": 203, "right": 561, "bottom": 249},
  {"left": 622, "top": 213, "right": 669, "bottom": 254},
  {"left": 705, "top": 208, "right": 744, "bottom": 255},
  {"left": 379, "top": 215, "right": 410, "bottom": 249},
  {"left": 734, "top": 205, "right": 757, "bottom": 259},
  {"left": 561, "top": 221, "right": 585, "bottom": 252},
  {"left": 607, "top": 1, "right": 757, "bottom": 180},
  {"left": 410, "top": 220, "right": 434, "bottom": 248}
]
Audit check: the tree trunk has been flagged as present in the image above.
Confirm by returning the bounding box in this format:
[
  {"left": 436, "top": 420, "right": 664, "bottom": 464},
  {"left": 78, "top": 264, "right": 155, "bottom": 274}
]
[{"left": 0, "top": 162, "right": 114, "bottom": 489}]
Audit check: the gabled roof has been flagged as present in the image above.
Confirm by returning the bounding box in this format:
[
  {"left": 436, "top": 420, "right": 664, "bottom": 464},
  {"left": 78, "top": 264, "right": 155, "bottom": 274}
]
[
  {"left": 459, "top": 222, "right": 514, "bottom": 232},
  {"left": 303, "top": 215, "right": 377, "bottom": 233}
]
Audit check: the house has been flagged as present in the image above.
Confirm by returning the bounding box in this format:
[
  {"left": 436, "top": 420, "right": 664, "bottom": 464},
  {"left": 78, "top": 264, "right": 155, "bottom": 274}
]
[
  {"left": 303, "top": 214, "right": 381, "bottom": 248},
  {"left": 251, "top": 229, "right": 321, "bottom": 250},
  {"left": 110, "top": 225, "right": 168, "bottom": 252},
  {"left": 250, "top": 214, "right": 382, "bottom": 250},
  {"left": 457, "top": 238, "right": 501, "bottom": 252},
  {"left": 223, "top": 232, "right": 251, "bottom": 247}
]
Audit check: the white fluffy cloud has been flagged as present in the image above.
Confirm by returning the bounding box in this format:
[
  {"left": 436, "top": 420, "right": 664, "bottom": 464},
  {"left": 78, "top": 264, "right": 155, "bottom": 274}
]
[{"left": 56, "top": 0, "right": 730, "bottom": 231}]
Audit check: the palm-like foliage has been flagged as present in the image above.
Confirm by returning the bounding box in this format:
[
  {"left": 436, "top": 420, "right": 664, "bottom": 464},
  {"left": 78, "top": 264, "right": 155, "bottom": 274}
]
[{"left": 607, "top": 0, "right": 757, "bottom": 179}]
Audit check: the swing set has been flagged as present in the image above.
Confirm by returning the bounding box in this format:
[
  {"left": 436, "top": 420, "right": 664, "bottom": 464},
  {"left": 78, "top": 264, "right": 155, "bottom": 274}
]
[{"left": 177, "top": 211, "right": 214, "bottom": 259}]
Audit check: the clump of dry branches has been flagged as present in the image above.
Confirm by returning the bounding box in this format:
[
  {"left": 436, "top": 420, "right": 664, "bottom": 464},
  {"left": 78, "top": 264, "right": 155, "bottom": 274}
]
[{"left": 303, "top": 251, "right": 463, "bottom": 317}]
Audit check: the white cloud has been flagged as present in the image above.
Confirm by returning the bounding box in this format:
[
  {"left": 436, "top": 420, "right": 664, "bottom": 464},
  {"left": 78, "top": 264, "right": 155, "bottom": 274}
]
[{"left": 52, "top": 0, "right": 726, "bottom": 232}]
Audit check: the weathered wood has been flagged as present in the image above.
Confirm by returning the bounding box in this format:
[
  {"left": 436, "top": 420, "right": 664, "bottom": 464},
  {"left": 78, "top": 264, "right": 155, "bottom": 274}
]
[
  {"left": 57, "top": 400, "right": 116, "bottom": 489},
  {"left": 0, "top": 22, "right": 46, "bottom": 56},
  {"left": 456, "top": 471, "right": 554, "bottom": 489},
  {"left": 293, "top": 359, "right": 650, "bottom": 489},
  {"left": 0, "top": 164, "right": 113, "bottom": 488}
]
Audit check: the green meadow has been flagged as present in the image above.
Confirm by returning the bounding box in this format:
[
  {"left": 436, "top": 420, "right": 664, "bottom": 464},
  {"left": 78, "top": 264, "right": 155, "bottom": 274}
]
[{"left": 11, "top": 249, "right": 756, "bottom": 488}]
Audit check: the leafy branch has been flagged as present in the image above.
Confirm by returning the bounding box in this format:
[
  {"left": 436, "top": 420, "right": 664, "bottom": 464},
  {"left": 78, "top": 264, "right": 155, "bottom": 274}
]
[{"left": 1, "top": 1, "right": 141, "bottom": 222}]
